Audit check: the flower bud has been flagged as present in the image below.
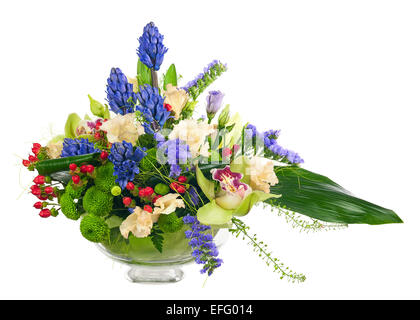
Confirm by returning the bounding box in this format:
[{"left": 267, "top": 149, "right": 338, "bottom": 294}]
[{"left": 206, "top": 90, "right": 225, "bottom": 117}]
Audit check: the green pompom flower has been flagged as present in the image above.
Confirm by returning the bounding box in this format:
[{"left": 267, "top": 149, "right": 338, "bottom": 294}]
[
  {"left": 94, "top": 162, "right": 117, "bottom": 192},
  {"left": 65, "top": 181, "right": 86, "bottom": 199},
  {"left": 80, "top": 214, "right": 110, "bottom": 243},
  {"left": 59, "top": 193, "right": 81, "bottom": 220},
  {"left": 82, "top": 186, "right": 113, "bottom": 216},
  {"left": 158, "top": 212, "right": 184, "bottom": 233}
]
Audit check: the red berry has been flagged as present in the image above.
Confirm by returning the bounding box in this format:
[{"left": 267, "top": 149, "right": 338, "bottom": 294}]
[
  {"left": 138, "top": 188, "right": 145, "bottom": 197},
  {"left": 38, "top": 195, "right": 48, "bottom": 200},
  {"left": 123, "top": 197, "right": 132, "bottom": 206},
  {"left": 170, "top": 182, "right": 179, "bottom": 191},
  {"left": 152, "top": 195, "right": 162, "bottom": 203},
  {"left": 176, "top": 185, "right": 186, "bottom": 194},
  {"left": 31, "top": 188, "right": 41, "bottom": 196},
  {"left": 100, "top": 151, "right": 108, "bottom": 160},
  {"left": 86, "top": 165, "right": 95, "bottom": 173},
  {"left": 69, "top": 163, "right": 77, "bottom": 171},
  {"left": 95, "top": 120, "right": 102, "bottom": 130},
  {"left": 44, "top": 186, "right": 54, "bottom": 194},
  {"left": 34, "top": 202, "right": 43, "bottom": 209},
  {"left": 33, "top": 175, "right": 45, "bottom": 185},
  {"left": 39, "top": 209, "right": 51, "bottom": 218},
  {"left": 32, "top": 147, "right": 40, "bottom": 155},
  {"left": 178, "top": 176, "right": 187, "bottom": 183},
  {"left": 144, "top": 205, "right": 153, "bottom": 213},
  {"left": 80, "top": 165, "right": 88, "bottom": 173},
  {"left": 33, "top": 143, "right": 41, "bottom": 149},
  {"left": 94, "top": 132, "right": 102, "bottom": 140},
  {"left": 72, "top": 175, "right": 80, "bottom": 184},
  {"left": 143, "top": 187, "right": 154, "bottom": 196},
  {"left": 126, "top": 182, "right": 135, "bottom": 190},
  {"left": 22, "top": 159, "right": 30, "bottom": 167},
  {"left": 28, "top": 155, "right": 38, "bottom": 162},
  {"left": 164, "top": 103, "right": 172, "bottom": 111}
]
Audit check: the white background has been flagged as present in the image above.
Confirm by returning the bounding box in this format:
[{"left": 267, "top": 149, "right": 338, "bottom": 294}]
[{"left": 1, "top": 0, "right": 419, "bottom": 299}]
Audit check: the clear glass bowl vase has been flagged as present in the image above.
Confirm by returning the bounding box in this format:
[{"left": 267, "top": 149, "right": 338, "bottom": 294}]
[{"left": 97, "top": 226, "right": 229, "bottom": 283}]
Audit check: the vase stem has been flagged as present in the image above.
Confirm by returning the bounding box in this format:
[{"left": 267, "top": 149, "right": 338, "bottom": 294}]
[{"left": 126, "top": 265, "right": 184, "bottom": 283}]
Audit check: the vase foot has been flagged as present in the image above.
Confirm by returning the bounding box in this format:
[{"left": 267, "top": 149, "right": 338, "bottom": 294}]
[{"left": 126, "top": 265, "right": 184, "bottom": 283}]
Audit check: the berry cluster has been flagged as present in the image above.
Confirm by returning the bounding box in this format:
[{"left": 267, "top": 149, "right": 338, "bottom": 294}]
[
  {"left": 69, "top": 163, "right": 96, "bottom": 185},
  {"left": 30, "top": 174, "right": 58, "bottom": 218},
  {"left": 170, "top": 175, "right": 188, "bottom": 194},
  {"left": 22, "top": 143, "right": 44, "bottom": 171}
]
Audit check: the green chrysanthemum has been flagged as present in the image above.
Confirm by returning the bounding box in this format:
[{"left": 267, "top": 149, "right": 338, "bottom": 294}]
[
  {"left": 80, "top": 214, "right": 110, "bottom": 243},
  {"left": 158, "top": 212, "right": 184, "bottom": 233},
  {"left": 65, "top": 181, "right": 86, "bottom": 199},
  {"left": 59, "top": 193, "right": 81, "bottom": 220},
  {"left": 82, "top": 186, "right": 113, "bottom": 216},
  {"left": 94, "top": 162, "right": 117, "bottom": 192}
]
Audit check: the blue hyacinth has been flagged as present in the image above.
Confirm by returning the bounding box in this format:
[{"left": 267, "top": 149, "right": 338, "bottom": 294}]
[
  {"left": 106, "top": 67, "right": 139, "bottom": 115},
  {"left": 108, "top": 141, "right": 147, "bottom": 189},
  {"left": 183, "top": 215, "right": 223, "bottom": 276},
  {"left": 246, "top": 124, "right": 304, "bottom": 164},
  {"left": 136, "top": 84, "right": 171, "bottom": 133},
  {"left": 137, "top": 22, "right": 168, "bottom": 71},
  {"left": 61, "top": 138, "right": 99, "bottom": 158}
]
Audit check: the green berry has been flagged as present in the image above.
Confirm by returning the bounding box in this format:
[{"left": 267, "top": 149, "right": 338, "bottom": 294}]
[
  {"left": 158, "top": 212, "right": 184, "bottom": 233},
  {"left": 80, "top": 214, "right": 110, "bottom": 243},
  {"left": 111, "top": 186, "right": 122, "bottom": 196},
  {"left": 154, "top": 183, "right": 170, "bottom": 195}
]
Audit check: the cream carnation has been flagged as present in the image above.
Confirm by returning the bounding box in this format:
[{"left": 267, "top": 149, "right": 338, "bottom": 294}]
[
  {"left": 168, "top": 119, "right": 215, "bottom": 157},
  {"left": 100, "top": 113, "right": 144, "bottom": 145},
  {"left": 153, "top": 193, "right": 185, "bottom": 216},
  {"left": 163, "top": 84, "right": 189, "bottom": 120},
  {"left": 120, "top": 207, "right": 157, "bottom": 239},
  {"left": 248, "top": 156, "right": 279, "bottom": 193},
  {"left": 46, "top": 141, "right": 63, "bottom": 159}
]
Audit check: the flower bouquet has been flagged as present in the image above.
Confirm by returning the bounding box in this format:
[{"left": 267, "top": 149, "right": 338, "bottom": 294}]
[{"left": 21, "top": 22, "right": 402, "bottom": 283}]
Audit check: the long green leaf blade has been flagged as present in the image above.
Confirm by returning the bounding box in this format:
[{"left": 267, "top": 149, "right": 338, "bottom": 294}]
[{"left": 266, "top": 166, "right": 402, "bottom": 225}]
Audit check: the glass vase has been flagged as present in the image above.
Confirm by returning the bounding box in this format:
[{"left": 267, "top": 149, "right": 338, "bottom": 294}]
[{"left": 97, "top": 226, "right": 229, "bottom": 283}]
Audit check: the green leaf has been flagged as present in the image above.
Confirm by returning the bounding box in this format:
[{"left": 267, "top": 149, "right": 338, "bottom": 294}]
[
  {"left": 103, "top": 105, "right": 110, "bottom": 119},
  {"left": 163, "top": 64, "right": 177, "bottom": 90},
  {"left": 196, "top": 165, "right": 215, "bottom": 200},
  {"left": 64, "top": 113, "right": 81, "bottom": 139},
  {"left": 150, "top": 225, "right": 164, "bottom": 253},
  {"left": 197, "top": 200, "right": 234, "bottom": 225},
  {"left": 137, "top": 59, "right": 152, "bottom": 87},
  {"left": 88, "top": 95, "right": 106, "bottom": 118},
  {"left": 235, "top": 191, "right": 281, "bottom": 216},
  {"left": 105, "top": 216, "right": 123, "bottom": 229},
  {"left": 266, "top": 166, "right": 403, "bottom": 225}
]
